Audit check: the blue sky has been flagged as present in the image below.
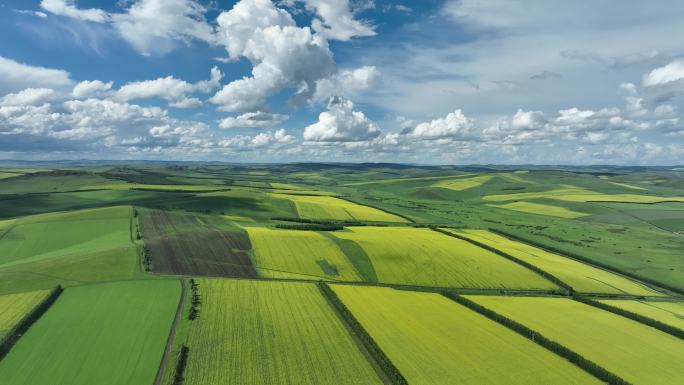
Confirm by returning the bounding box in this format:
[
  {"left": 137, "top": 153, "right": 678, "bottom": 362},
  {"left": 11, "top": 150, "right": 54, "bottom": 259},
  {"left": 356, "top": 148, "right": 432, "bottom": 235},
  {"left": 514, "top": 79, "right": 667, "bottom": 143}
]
[{"left": 0, "top": 0, "right": 683, "bottom": 164}]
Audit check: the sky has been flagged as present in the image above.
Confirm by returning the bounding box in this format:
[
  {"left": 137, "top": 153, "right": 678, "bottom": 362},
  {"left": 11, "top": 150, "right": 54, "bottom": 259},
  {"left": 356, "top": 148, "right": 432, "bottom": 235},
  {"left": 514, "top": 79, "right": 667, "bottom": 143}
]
[{"left": 1, "top": 0, "right": 683, "bottom": 165}]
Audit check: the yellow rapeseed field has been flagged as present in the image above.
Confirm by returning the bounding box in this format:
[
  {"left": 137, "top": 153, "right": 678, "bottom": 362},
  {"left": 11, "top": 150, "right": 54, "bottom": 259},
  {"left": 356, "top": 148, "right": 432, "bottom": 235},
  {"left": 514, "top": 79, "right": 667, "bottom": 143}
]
[
  {"left": 489, "top": 201, "right": 588, "bottom": 218},
  {"left": 246, "top": 227, "right": 361, "bottom": 281},
  {"left": 450, "top": 229, "right": 660, "bottom": 296},
  {"left": 183, "top": 279, "right": 383, "bottom": 385},
  {"left": 269, "top": 193, "right": 408, "bottom": 222},
  {"left": 432, "top": 175, "right": 493, "bottom": 191},
  {"left": 598, "top": 299, "right": 684, "bottom": 331},
  {"left": 467, "top": 296, "right": 684, "bottom": 385},
  {"left": 0, "top": 290, "right": 51, "bottom": 340},
  {"left": 332, "top": 285, "right": 601, "bottom": 385},
  {"left": 330, "top": 227, "right": 556, "bottom": 289}
]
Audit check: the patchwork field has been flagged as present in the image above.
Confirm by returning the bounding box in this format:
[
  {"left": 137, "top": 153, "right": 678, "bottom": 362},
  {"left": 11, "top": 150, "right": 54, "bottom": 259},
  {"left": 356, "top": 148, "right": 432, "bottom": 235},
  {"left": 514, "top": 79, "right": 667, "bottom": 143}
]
[
  {"left": 246, "top": 227, "right": 361, "bottom": 281},
  {"left": 0, "top": 206, "right": 141, "bottom": 293},
  {"left": 449, "top": 229, "right": 660, "bottom": 295},
  {"left": 183, "top": 279, "right": 383, "bottom": 385},
  {"left": 331, "top": 227, "right": 557, "bottom": 289},
  {"left": 467, "top": 296, "right": 684, "bottom": 385},
  {"left": 0, "top": 280, "right": 180, "bottom": 385},
  {"left": 597, "top": 299, "right": 684, "bottom": 331},
  {"left": 139, "top": 208, "right": 256, "bottom": 277},
  {"left": 489, "top": 201, "right": 588, "bottom": 218},
  {"left": 0, "top": 289, "right": 51, "bottom": 340},
  {"left": 270, "top": 193, "right": 408, "bottom": 222},
  {"left": 332, "top": 285, "right": 601, "bottom": 385}
]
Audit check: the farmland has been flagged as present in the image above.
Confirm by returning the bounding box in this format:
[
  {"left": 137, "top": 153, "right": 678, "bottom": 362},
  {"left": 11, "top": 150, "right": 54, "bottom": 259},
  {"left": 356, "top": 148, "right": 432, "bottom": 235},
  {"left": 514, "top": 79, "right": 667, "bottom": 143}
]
[
  {"left": 246, "top": 227, "right": 361, "bottom": 281},
  {"left": 1, "top": 162, "right": 684, "bottom": 384},
  {"left": 138, "top": 208, "right": 256, "bottom": 277},
  {"left": 183, "top": 279, "right": 383, "bottom": 385},
  {"left": 332, "top": 285, "right": 601, "bottom": 385},
  {"left": 448, "top": 229, "right": 661, "bottom": 295},
  {"left": 467, "top": 296, "right": 684, "bottom": 384},
  {"left": 0, "top": 280, "right": 180, "bottom": 385},
  {"left": 270, "top": 193, "right": 409, "bottom": 222},
  {"left": 597, "top": 299, "right": 684, "bottom": 331},
  {"left": 0, "top": 290, "right": 51, "bottom": 340},
  {"left": 330, "top": 227, "right": 557, "bottom": 289}
]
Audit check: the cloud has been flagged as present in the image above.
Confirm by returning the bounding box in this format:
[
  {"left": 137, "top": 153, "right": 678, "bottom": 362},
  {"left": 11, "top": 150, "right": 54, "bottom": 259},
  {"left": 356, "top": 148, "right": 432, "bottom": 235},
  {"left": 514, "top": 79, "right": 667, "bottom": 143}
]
[
  {"left": 111, "top": 0, "right": 216, "bottom": 55},
  {"left": 115, "top": 66, "right": 222, "bottom": 107},
  {"left": 40, "top": 0, "right": 216, "bottom": 55},
  {"left": 40, "top": 0, "right": 110, "bottom": 23},
  {"left": 313, "top": 65, "right": 380, "bottom": 102},
  {"left": 411, "top": 109, "right": 474, "bottom": 139},
  {"left": 303, "top": 97, "right": 380, "bottom": 142},
  {"left": 72, "top": 80, "right": 113, "bottom": 98},
  {"left": 250, "top": 128, "right": 296, "bottom": 147},
  {"left": 210, "top": 0, "right": 335, "bottom": 112},
  {"left": 218, "top": 111, "right": 288, "bottom": 129},
  {"left": 1, "top": 88, "right": 56, "bottom": 107},
  {"left": 293, "top": 0, "right": 376, "bottom": 41},
  {"left": 14, "top": 9, "right": 49, "bottom": 18},
  {"left": 0, "top": 56, "right": 73, "bottom": 95},
  {"left": 529, "top": 70, "right": 561, "bottom": 80},
  {"left": 643, "top": 59, "right": 684, "bottom": 87}
]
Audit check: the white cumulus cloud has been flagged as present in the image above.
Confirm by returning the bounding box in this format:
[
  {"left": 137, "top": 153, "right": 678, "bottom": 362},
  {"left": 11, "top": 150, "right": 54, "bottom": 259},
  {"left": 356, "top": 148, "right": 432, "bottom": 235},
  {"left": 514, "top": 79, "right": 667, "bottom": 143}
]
[{"left": 303, "top": 97, "right": 380, "bottom": 142}]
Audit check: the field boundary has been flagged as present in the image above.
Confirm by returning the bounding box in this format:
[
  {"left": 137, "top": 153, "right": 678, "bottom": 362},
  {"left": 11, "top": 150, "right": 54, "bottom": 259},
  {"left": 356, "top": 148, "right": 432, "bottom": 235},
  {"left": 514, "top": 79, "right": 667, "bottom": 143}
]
[
  {"left": 442, "top": 292, "right": 631, "bottom": 385},
  {"left": 431, "top": 227, "right": 573, "bottom": 293},
  {"left": 154, "top": 279, "right": 187, "bottom": 385},
  {"left": 574, "top": 297, "right": 684, "bottom": 340},
  {"left": 318, "top": 282, "right": 408, "bottom": 385},
  {"left": 0, "top": 285, "right": 63, "bottom": 361},
  {"left": 486, "top": 228, "right": 684, "bottom": 296}
]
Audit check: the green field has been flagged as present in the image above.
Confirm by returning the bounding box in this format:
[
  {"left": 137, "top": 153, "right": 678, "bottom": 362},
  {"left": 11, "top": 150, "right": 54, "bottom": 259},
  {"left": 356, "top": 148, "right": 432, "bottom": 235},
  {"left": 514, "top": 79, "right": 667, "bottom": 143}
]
[
  {"left": 0, "top": 206, "right": 142, "bottom": 294},
  {"left": 246, "top": 227, "right": 361, "bottom": 281},
  {"left": 467, "top": 296, "right": 684, "bottom": 385},
  {"left": 597, "top": 299, "right": 684, "bottom": 331},
  {"left": 270, "top": 193, "right": 408, "bottom": 222},
  {"left": 138, "top": 208, "right": 256, "bottom": 277},
  {"left": 483, "top": 187, "right": 684, "bottom": 204},
  {"left": 183, "top": 279, "right": 383, "bottom": 385},
  {"left": 332, "top": 285, "right": 601, "bottom": 385},
  {"left": 489, "top": 201, "right": 588, "bottom": 218},
  {"left": 449, "top": 229, "right": 660, "bottom": 295},
  {"left": 0, "top": 289, "right": 50, "bottom": 340},
  {"left": 331, "top": 227, "right": 557, "bottom": 289},
  {"left": 0, "top": 280, "right": 180, "bottom": 385}
]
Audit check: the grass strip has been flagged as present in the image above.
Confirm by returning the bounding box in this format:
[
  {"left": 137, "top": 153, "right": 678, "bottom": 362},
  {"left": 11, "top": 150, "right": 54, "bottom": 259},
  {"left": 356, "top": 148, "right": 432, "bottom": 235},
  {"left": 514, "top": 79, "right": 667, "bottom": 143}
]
[
  {"left": 0, "top": 285, "right": 63, "bottom": 360},
  {"left": 318, "top": 282, "right": 407, "bottom": 385},
  {"left": 442, "top": 292, "right": 631, "bottom": 385}
]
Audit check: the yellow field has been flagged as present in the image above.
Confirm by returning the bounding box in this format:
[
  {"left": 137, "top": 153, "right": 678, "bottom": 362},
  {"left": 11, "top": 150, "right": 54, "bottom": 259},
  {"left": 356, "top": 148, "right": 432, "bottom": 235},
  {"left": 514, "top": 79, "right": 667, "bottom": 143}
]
[
  {"left": 467, "top": 296, "right": 684, "bottom": 385},
  {"left": 489, "top": 201, "right": 587, "bottom": 218},
  {"left": 269, "top": 194, "right": 407, "bottom": 222},
  {"left": 0, "top": 290, "right": 51, "bottom": 340},
  {"left": 449, "top": 229, "right": 660, "bottom": 296},
  {"left": 432, "top": 175, "right": 493, "bottom": 191},
  {"left": 246, "top": 227, "right": 361, "bottom": 281},
  {"left": 330, "top": 227, "right": 556, "bottom": 289},
  {"left": 183, "top": 279, "right": 383, "bottom": 385},
  {"left": 332, "top": 286, "right": 600, "bottom": 385},
  {"left": 484, "top": 187, "right": 684, "bottom": 203},
  {"left": 598, "top": 300, "right": 684, "bottom": 331},
  {"left": 81, "top": 183, "right": 225, "bottom": 191}
]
